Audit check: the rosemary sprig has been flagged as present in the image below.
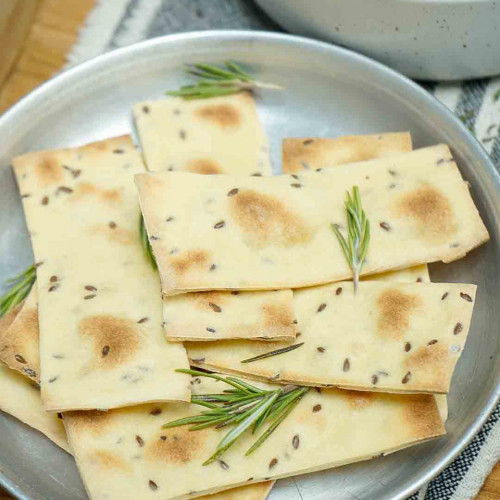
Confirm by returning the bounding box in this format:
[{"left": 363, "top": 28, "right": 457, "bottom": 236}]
[
  {"left": 163, "top": 369, "right": 309, "bottom": 465},
  {"left": 140, "top": 215, "right": 156, "bottom": 269},
  {"left": 0, "top": 264, "right": 37, "bottom": 317},
  {"left": 166, "top": 61, "right": 283, "bottom": 100},
  {"left": 240, "top": 342, "right": 304, "bottom": 364},
  {"left": 331, "top": 186, "right": 370, "bottom": 293}
]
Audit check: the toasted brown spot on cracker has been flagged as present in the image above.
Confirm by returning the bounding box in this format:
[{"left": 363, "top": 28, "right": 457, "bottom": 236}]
[
  {"left": 35, "top": 156, "right": 64, "bottom": 186},
  {"left": 91, "top": 225, "right": 135, "bottom": 245},
  {"left": 89, "top": 450, "right": 131, "bottom": 472},
  {"left": 262, "top": 302, "right": 294, "bottom": 337},
  {"left": 405, "top": 344, "right": 450, "bottom": 392},
  {"left": 396, "top": 184, "right": 456, "bottom": 241},
  {"left": 195, "top": 104, "right": 241, "bottom": 128},
  {"left": 229, "top": 189, "right": 313, "bottom": 248},
  {"left": 189, "top": 291, "right": 227, "bottom": 311},
  {"left": 146, "top": 428, "right": 205, "bottom": 464},
  {"left": 404, "top": 394, "right": 444, "bottom": 438},
  {"left": 65, "top": 410, "right": 113, "bottom": 434},
  {"left": 338, "top": 390, "right": 375, "bottom": 410},
  {"left": 170, "top": 250, "right": 211, "bottom": 276},
  {"left": 73, "top": 182, "right": 122, "bottom": 205},
  {"left": 376, "top": 288, "right": 421, "bottom": 340},
  {"left": 186, "top": 159, "right": 222, "bottom": 175},
  {"left": 79, "top": 315, "right": 140, "bottom": 369}
]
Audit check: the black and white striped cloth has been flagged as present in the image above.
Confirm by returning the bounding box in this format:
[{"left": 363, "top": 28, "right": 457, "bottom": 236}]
[{"left": 66, "top": 1, "right": 500, "bottom": 499}]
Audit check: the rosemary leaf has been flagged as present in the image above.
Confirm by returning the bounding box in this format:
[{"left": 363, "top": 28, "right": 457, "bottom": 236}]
[
  {"left": 331, "top": 186, "right": 370, "bottom": 293},
  {"left": 240, "top": 342, "right": 305, "bottom": 364},
  {"left": 0, "top": 264, "right": 37, "bottom": 318},
  {"left": 166, "top": 61, "right": 283, "bottom": 100},
  {"left": 245, "top": 388, "right": 308, "bottom": 456},
  {"left": 203, "top": 391, "right": 280, "bottom": 465},
  {"left": 176, "top": 368, "right": 262, "bottom": 393}
]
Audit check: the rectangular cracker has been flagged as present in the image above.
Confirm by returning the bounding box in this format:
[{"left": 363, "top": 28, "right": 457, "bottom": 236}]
[
  {"left": 136, "top": 145, "right": 489, "bottom": 296},
  {"left": 188, "top": 281, "right": 475, "bottom": 394},
  {"left": 64, "top": 375, "right": 444, "bottom": 500},
  {"left": 13, "top": 136, "right": 190, "bottom": 411},
  {"left": 163, "top": 290, "right": 295, "bottom": 341},
  {"left": 133, "top": 93, "right": 271, "bottom": 176},
  {"left": 283, "top": 133, "right": 412, "bottom": 173}
]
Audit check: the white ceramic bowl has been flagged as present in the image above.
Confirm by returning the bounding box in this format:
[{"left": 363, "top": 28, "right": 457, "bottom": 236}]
[{"left": 255, "top": 0, "right": 500, "bottom": 80}]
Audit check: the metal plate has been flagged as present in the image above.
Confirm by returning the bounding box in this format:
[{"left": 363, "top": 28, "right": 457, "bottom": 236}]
[{"left": 0, "top": 31, "right": 498, "bottom": 500}]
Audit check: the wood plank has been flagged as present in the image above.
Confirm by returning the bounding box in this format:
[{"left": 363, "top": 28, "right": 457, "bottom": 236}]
[
  {"left": 0, "top": 0, "right": 39, "bottom": 88},
  {"left": 477, "top": 462, "right": 500, "bottom": 500},
  {"left": 0, "top": 0, "right": 95, "bottom": 113}
]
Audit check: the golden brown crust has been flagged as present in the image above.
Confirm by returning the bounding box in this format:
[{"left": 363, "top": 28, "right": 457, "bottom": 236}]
[
  {"left": 282, "top": 133, "right": 412, "bottom": 173},
  {"left": 34, "top": 156, "right": 64, "bottom": 186},
  {"left": 169, "top": 249, "right": 211, "bottom": 276},
  {"left": 404, "top": 394, "right": 445, "bottom": 438},
  {"left": 405, "top": 344, "right": 451, "bottom": 393},
  {"left": 65, "top": 410, "right": 115, "bottom": 435},
  {"left": 78, "top": 315, "right": 142, "bottom": 369},
  {"left": 337, "top": 389, "right": 376, "bottom": 410},
  {"left": 376, "top": 288, "right": 421, "bottom": 340},
  {"left": 72, "top": 182, "right": 123, "bottom": 205},
  {"left": 89, "top": 450, "right": 132, "bottom": 472},
  {"left": 185, "top": 159, "right": 223, "bottom": 174},
  {"left": 195, "top": 103, "right": 241, "bottom": 128},
  {"left": 262, "top": 301, "right": 295, "bottom": 337},
  {"left": 395, "top": 184, "right": 456, "bottom": 242},
  {"left": 228, "top": 189, "right": 313, "bottom": 248},
  {"left": 146, "top": 427, "right": 206, "bottom": 464}
]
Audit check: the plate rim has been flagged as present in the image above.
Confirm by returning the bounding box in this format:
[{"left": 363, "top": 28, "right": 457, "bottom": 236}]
[{"left": 0, "top": 29, "right": 498, "bottom": 500}]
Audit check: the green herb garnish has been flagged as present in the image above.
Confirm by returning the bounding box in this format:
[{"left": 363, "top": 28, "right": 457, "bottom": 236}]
[
  {"left": 0, "top": 264, "right": 37, "bottom": 317},
  {"left": 166, "top": 61, "right": 283, "bottom": 100},
  {"left": 240, "top": 342, "right": 305, "bottom": 364},
  {"left": 163, "top": 369, "right": 309, "bottom": 465},
  {"left": 140, "top": 215, "right": 156, "bottom": 269},
  {"left": 331, "top": 186, "right": 370, "bottom": 293}
]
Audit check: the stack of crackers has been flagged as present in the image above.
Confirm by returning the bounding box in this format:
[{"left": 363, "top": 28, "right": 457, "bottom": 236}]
[{"left": 0, "top": 91, "right": 488, "bottom": 500}]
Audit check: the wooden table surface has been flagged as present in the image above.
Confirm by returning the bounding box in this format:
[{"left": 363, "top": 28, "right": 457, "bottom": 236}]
[{"left": 0, "top": 0, "right": 497, "bottom": 499}]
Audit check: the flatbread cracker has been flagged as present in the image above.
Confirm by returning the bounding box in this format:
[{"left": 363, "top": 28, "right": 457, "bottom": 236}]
[
  {"left": 133, "top": 93, "right": 271, "bottom": 176},
  {"left": 13, "top": 136, "right": 190, "bottom": 411},
  {"left": 188, "top": 281, "right": 475, "bottom": 394},
  {"left": 0, "top": 364, "right": 70, "bottom": 453},
  {"left": 185, "top": 266, "right": 427, "bottom": 384},
  {"left": 64, "top": 376, "right": 444, "bottom": 500},
  {"left": 0, "top": 285, "right": 39, "bottom": 381},
  {"left": 283, "top": 133, "right": 412, "bottom": 173},
  {"left": 163, "top": 290, "right": 295, "bottom": 342},
  {"left": 136, "top": 145, "right": 489, "bottom": 296}
]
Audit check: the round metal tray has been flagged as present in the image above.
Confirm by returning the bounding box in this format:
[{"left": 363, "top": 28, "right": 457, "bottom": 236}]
[{"left": 0, "top": 31, "right": 498, "bottom": 500}]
